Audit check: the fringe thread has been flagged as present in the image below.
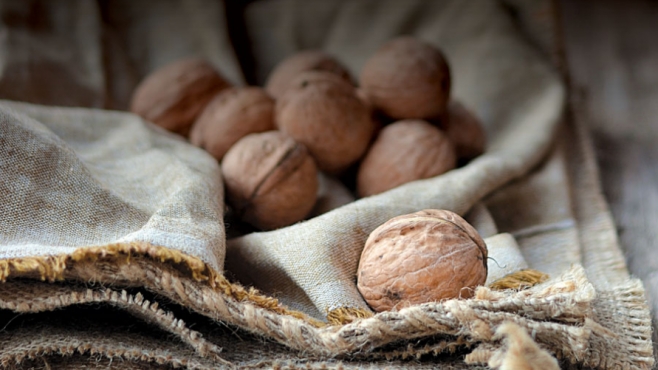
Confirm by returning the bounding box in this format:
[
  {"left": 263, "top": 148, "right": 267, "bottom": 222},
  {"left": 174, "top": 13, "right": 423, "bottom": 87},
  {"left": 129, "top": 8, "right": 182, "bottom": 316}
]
[{"left": 488, "top": 269, "right": 549, "bottom": 291}]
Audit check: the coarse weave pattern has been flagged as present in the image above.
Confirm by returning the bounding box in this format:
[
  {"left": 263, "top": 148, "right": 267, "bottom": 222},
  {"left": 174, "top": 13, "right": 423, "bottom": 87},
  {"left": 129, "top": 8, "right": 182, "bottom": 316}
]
[{"left": 0, "top": 0, "right": 653, "bottom": 369}]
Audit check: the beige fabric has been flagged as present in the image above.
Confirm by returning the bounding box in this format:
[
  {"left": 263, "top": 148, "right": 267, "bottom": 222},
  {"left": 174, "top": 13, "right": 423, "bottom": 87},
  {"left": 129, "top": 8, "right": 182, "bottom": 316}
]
[
  {"left": 0, "top": 0, "right": 653, "bottom": 369},
  {"left": 0, "top": 0, "right": 243, "bottom": 110},
  {"left": 0, "top": 100, "right": 226, "bottom": 272},
  {"left": 0, "top": 258, "right": 650, "bottom": 368},
  {"left": 486, "top": 136, "right": 581, "bottom": 278},
  {"left": 0, "top": 0, "right": 244, "bottom": 272},
  {"left": 466, "top": 323, "right": 560, "bottom": 369},
  {"left": 228, "top": 0, "right": 564, "bottom": 317},
  {"left": 483, "top": 233, "right": 529, "bottom": 285},
  {"left": 464, "top": 202, "right": 499, "bottom": 239}
]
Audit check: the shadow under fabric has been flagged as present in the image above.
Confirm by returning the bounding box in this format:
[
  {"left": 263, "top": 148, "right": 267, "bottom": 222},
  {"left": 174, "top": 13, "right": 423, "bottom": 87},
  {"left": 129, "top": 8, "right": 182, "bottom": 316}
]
[
  {"left": 0, "top": 0, "right": 653, "bottom": 369},
  {"left": 226, "top": 0, "right": 565, "bottom": 318}
]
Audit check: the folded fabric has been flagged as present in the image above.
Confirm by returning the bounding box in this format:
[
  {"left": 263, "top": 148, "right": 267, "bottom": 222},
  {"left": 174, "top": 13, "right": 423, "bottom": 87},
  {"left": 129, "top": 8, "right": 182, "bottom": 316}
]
[{"left": 0, "top": 0, "right": 652, "bottom": 368}]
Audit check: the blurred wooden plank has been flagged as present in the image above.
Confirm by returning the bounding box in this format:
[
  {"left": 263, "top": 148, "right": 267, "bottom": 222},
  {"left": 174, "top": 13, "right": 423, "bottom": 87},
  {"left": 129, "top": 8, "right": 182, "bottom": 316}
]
[{"left": 560, "top": 0, "right": 658, "bottom": 357}]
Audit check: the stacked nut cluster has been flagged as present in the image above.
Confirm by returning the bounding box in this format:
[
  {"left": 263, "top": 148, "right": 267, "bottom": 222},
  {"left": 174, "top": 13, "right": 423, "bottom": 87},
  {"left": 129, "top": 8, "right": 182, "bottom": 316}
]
[{"left": 130, "top": 36, "right": 486, "bottom": 232}]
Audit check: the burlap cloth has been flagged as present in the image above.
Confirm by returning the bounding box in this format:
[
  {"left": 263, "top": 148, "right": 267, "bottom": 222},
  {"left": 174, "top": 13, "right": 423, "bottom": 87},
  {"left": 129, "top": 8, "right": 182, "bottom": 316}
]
[{"left": 0, "top": 0, "right": 653, "bottom": 369}]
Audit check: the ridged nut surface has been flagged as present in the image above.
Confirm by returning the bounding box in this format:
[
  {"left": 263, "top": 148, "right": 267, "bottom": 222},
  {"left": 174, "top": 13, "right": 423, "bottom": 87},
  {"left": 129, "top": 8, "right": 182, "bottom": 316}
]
[
  {"left": 130, "top": 58, "right": 230, "bottom": 137},
  {"left": 222, "top": 131, "right": 318, "bottom": 230},
  {"left": 357, "top": 209, "right": 488, "bottom": 312}
]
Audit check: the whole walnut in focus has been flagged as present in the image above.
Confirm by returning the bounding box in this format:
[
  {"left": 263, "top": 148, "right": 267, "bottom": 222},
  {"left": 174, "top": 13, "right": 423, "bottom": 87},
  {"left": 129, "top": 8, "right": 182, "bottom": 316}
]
[
  {"left": 190, "top": 87, "right": 275, "bottom": 161},
  {"left": 359, "top": 37, "right": 451, "bottom": 120},
  {"left": 276, "top": 71, "right": 375, "bottom": 174},
  {"left": 222, "top": 131, "right": 318, "bottom": 230},
  {"left": 130, "top": 58, "right": 231, "bottom": 137},
  {"left": 357, "top": 209, "right": 488, "bottom": 312},
  {"left": 441, "top": 101, "right": 487, "bottom": 161},
  {"left": 266, "top": 50, "right": 353, "bottom": 99},
  {"left": 357, "top": 120, "right": 456, "bottom": 197}
]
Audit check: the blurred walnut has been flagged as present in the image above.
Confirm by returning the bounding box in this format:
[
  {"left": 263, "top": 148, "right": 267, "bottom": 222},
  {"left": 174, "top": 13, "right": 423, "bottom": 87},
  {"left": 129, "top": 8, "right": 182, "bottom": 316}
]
[
  {"left": 357, "top": 119, "right": 456, "bottom": 197},
  {"left": 222, "top": 131, "right": 318, "bottom": 230},
  {"left": 276, "top": 71, "right": 375, "bottom": 174},
  {"left": 190, "top": 87, "right": 275, "bottom": 161},
  {"left": 265, "top": 50, "right": 353, "bottom": 99},
  {"left": 357, "top": 209, "right": 488, "bottom": 312},
  {"left": 359, "top": 36, "right": 451, "bottom": 120},
  {"left": 355, "top": 88, "right": 372, "bottom": 110},
  {"left": 130, "top": 58, "right": 231, "bottom": 137},
  {"left": 441, "top": 101, "right": 486, "bottom": 161}
]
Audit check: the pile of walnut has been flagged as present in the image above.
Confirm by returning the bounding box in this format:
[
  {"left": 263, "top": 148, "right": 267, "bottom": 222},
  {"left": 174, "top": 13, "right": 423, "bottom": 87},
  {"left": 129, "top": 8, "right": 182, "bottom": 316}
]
[{"left": 130, "top": 36, "right": 489, "bottom": 311}]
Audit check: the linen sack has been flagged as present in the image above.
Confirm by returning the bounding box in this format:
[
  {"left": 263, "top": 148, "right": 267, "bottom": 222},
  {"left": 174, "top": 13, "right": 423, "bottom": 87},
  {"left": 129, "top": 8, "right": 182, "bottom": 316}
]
[{"left": 0, "top": 0, "right": 653, "bottom": 368}]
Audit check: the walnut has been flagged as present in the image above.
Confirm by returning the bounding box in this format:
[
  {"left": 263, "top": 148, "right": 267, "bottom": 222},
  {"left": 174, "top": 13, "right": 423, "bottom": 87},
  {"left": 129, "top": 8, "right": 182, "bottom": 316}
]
[
  {"left": 190, "top": 87, "right": 275, "bottom": 161},
  {"left": 266, "top": 50, "right": 353, "bottom": 99},
  {"left": 355, "top": 88, "right": 372, "bottom": 110},
  {"left": 359, "top": 36, "right": 451, "bottom": 120},
  {"left": 357, "top": 209, "right": 488, "bottom": 312},
  {"left": 276, "top": 71, "right": 375, "bottom": 174},
  {"left": 441, "top": 101, "right": 486, "bottom": 161},
  {"left": 130, "top": 58, "right": 231, "bottom": 137},
  {"left": 357, "top": 119, "right": 456, "bottom": 197},
  {"left": 222, "top": 131, "right": 318, "bottom": 230}
]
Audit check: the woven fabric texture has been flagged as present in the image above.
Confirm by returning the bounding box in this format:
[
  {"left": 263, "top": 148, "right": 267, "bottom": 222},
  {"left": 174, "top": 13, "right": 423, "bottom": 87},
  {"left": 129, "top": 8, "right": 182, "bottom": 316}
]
[{"left": 0, "top": 0, "right": 652, "bottom": 369}]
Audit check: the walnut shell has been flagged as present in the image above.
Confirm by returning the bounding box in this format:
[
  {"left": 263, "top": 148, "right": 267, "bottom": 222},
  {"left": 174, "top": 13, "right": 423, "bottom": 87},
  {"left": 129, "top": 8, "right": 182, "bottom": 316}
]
[
  {"left": 359, "top": 36, "right": 451, "bottom": 120},
  {"left": 190, "top": 87, "right": 275, "bottom": 161},
  {"left": 355, "top": 88, "right": 372, "bottom": 110},
  {"left": 357, "top": 209, "right": 488, "bottom": 312},
  {"left": 276, "top": 71, "right": 375, "bottom": 174},
  {"left": 130, "top": 58, "right": 231, "bottom": 137},
  {"left": 357, "top": 119, "right": 456, "bottom": 197},
  {"left": 222, "top": 131, "right": 318, "bottom": 230},
  {"left": 441, "top": 101, "right": 487, "bottom": 160},
  {"left": 266, "top": 50, "right": 353, "bottom": 99}
]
